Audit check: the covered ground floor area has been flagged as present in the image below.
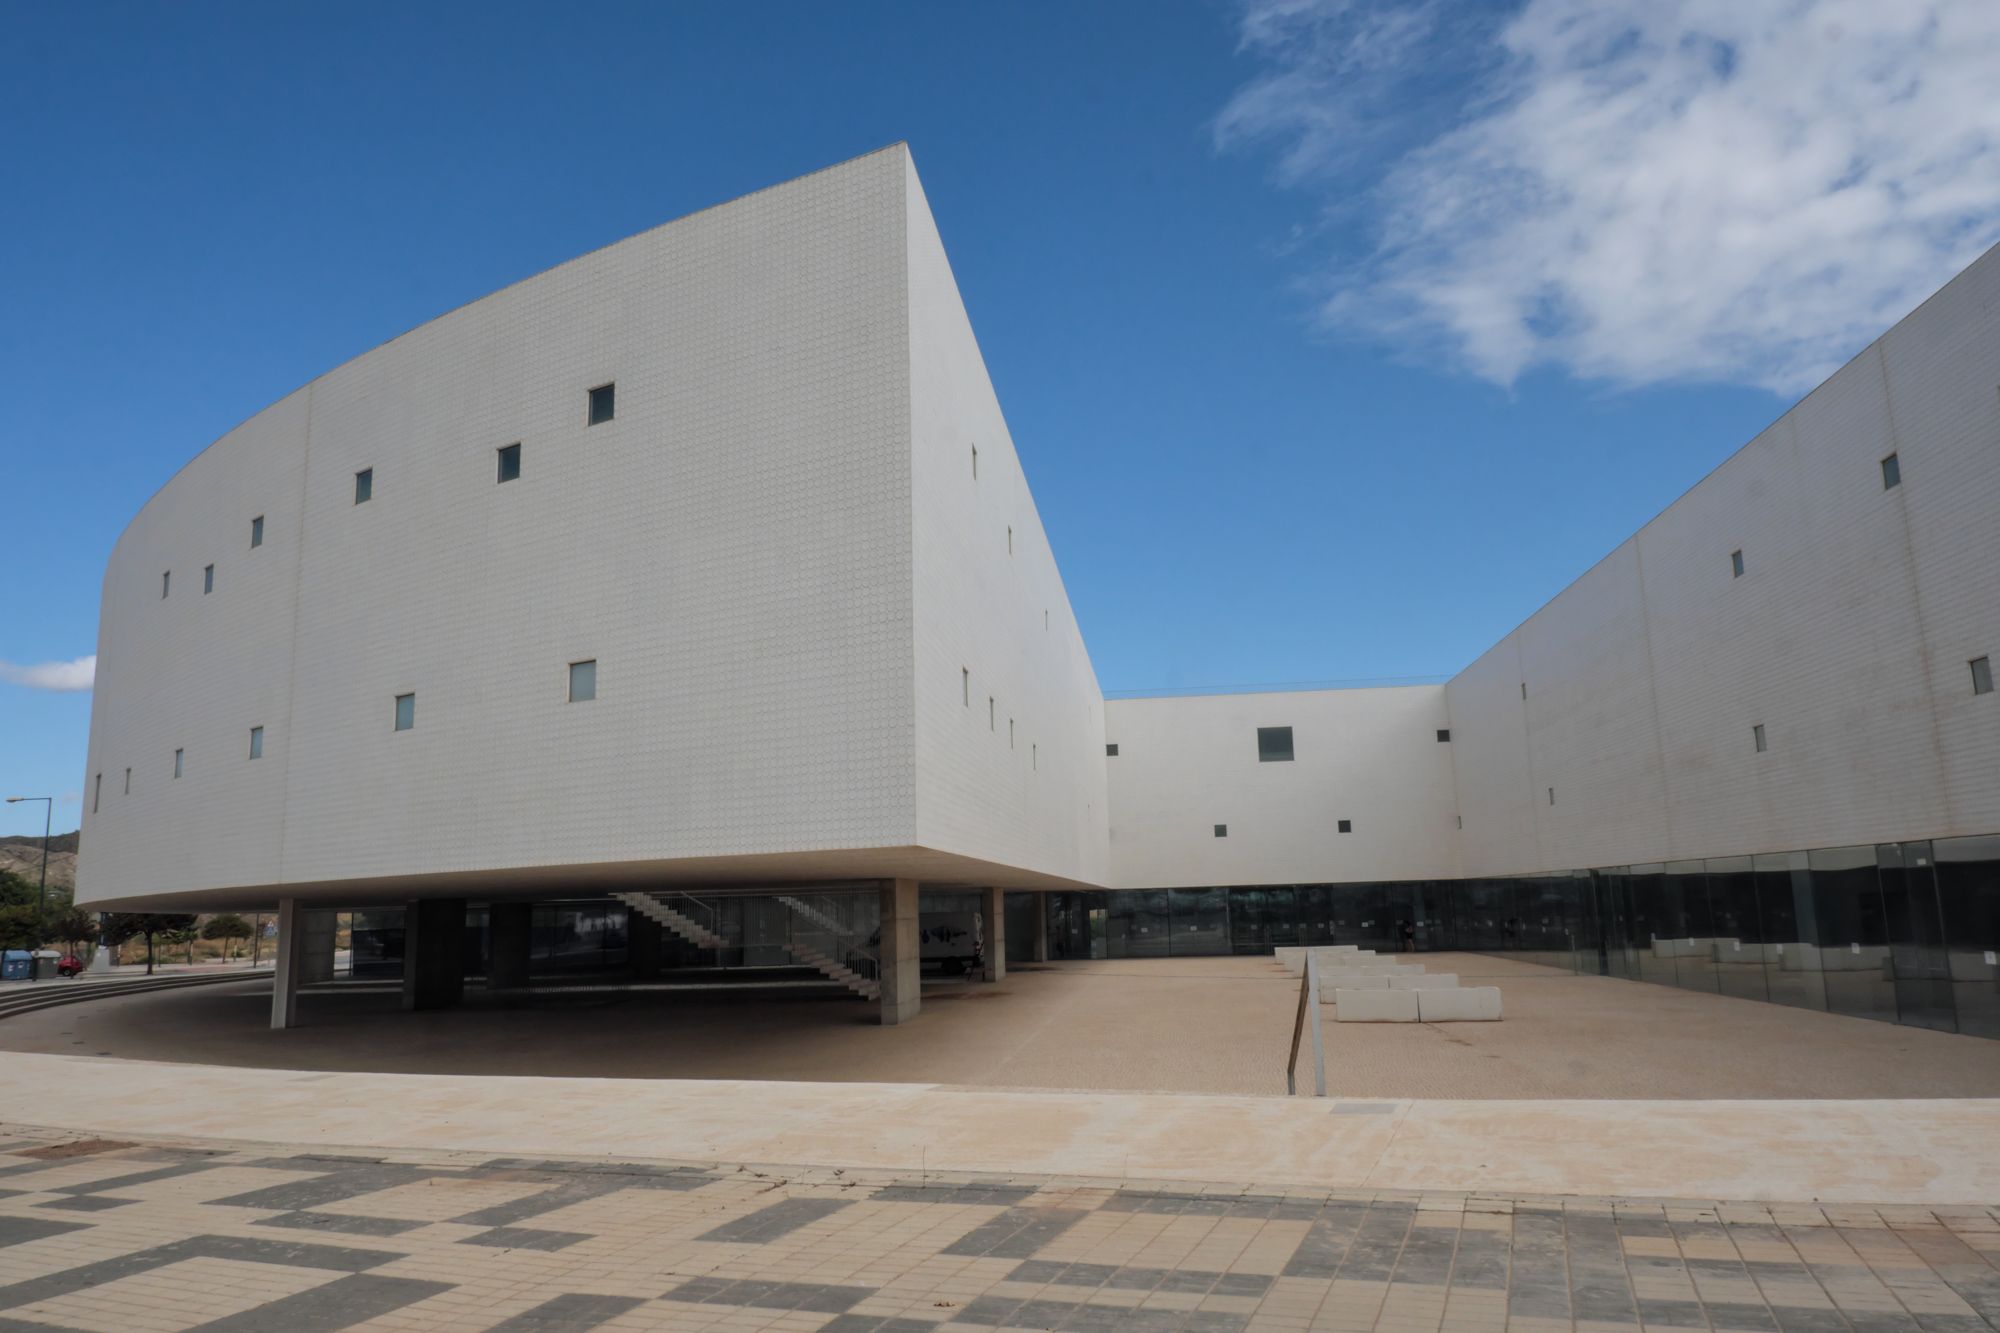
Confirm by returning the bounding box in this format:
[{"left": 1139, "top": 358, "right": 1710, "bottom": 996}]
[{"left": 9, "top": 951, "right": 2000, "bottom": 1099}]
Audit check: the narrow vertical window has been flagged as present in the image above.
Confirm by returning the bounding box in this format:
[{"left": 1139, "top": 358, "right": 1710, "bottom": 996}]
[
  {"left": 393, "top": 693, "right": 415, "bottom": 731},
  {"left": 250, "top": 515, "right": 264, "bottom": 548},
  {"left": 971, "top": 443, "right": 978, "bottom": 478},
  {"left": 173, "top": 748, "right": 183, "bottom": 779},
  {"left": 203, "top": 564, "right": 215, "bottom": 594},
  {"left": 93, "top": 773, "right": 101, "bottom": 812},
  {"left": 1520, "top": 682, "right": 1527, "bottom": 700},
  {"left": 497, "top": 443, "right": 521, "bottom": 483},
  {"left": 1456, "top": 814, "right": 1463, "bottom": 829},
  {"left": 1044, "top": 609, "right": 1049, "bottom": 631},
  {"left": 1730, "top": 549, "right": 1744, "bottom": 578},
  {"left": 1006, "top": 526, "right": 1013, "bottom": 555},
  {"left": 162, "top": 570, "right": 170, "bottom": 598},
  {"left": 248, "top": 727, "right": 264, "bottom": 760},
  {"left": 988, "top": 697, "right": 995, "bottom": 731},
  {"left": 1032, "top": 743, "right": 1037, "bottom": 770},
  {"left": 1972, "top": 656, "right": 1994, "bottom": 696},
  {"left": 1881, "top": 453, "right": 1901, "bottom": 489},
  {"left": 568, "top": 660, "right": 596, "bottom": 703},
  {"left": 588, "top": 382, "right": 616, "bottom": 425},
  {"left": 354, "top": 468, "right": 373, "bottom": 504},
  {"left": 1548, "top": 787, "right": 1555, "bottom": 806},
  {"left": 1752, "top": 723, "right": 1767, "bottom": 752},
  {"left": 124, "top": 767, "right": 131, "bottom": 795},
  {"left": 961, "top": 667, "right": 969, "bottom": 706},
  {"left": 1009, "top": 718, "right": 1015, "bottom": 749}
]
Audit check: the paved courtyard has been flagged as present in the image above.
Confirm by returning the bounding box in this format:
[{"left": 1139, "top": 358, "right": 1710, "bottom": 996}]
[
  {"left": 0, "top": 1125, "right": 1996, "bottom": 1333},
  {"left": 4, "top": 955, "right": 2000, "bottom": 1099}
]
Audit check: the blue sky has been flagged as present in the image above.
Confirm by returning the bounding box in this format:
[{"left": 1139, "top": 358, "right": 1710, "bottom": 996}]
[{"left": 5, "top": 0, "right": 1996, "bottom": 838}]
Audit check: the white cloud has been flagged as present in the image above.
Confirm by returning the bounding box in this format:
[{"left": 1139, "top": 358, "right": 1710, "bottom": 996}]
[
  {"left": 0, "top": 655, "right": 95, "bottom": 692},
  {"left": 1219, "top": 0, "right": 2000, "bottom": 393}
]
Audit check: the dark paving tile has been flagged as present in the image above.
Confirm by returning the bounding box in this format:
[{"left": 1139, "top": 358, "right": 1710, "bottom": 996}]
[
  {"left": 35, "top": 1195, "right": 130, "bottom": 1212},
  {"left": 1113, "top": 1310, "right": 1189, "bottom": 1333},
  {"left": 211, "top": 1163, "right": 446, "bottom": 1212},
  {"left": 184, "top": 1272, "right": 452, "bottom": 1332},
  {"left": 943, "top": 1208, "right": 1089, "bottom": 1259},
  {"left": 699, "top": 1196, "right": 852, "bottom": 1243},
  {"left": 1391, "top": 1224, "right": 1458, "bottom": 1286},
  {"left": 1181, "top": 1314, "right": 1248, "bottom": 1333},
  {"left": 48, "top": 1160, "right": 223, "bottom": 1198},
  {"left": 481, "top": 1292, "right": 650, "bottom": 1331},
  {"left": 0, "top": 1234, "right": 397, "bottom": 1309},
  {"left": 1281, "top": 1202, "right": 1369, "bottom": 1278},
  {"left": 1839, "top": 1316, "right": 1922, "bottom": 1333},
  {"left": 819, "top": 1318, "right": 945, "bottom": 1333},
  {"left": 1210, "top": 1273, "right": 1272, "bottom": 1298},
  {"left": 1449, "top": 1226, "right": 1511, "bottom": 1289},
  {"left": 1908, "top": 1317, "right": 1991, "bottom": 1333},
  {"left": 1766, "top": 1307, "right": 1853, "bottom": 1333},
  {"left": 0, "top": 1214, "right": 92, "bottom": 1249},
  {"left": 460, "top": 1226, "right": 592, "bottom": 1252},
  {"left": 662, "top": 1277, "right": 872, "bottom": 1313},
  {"left": 952, "top": 1296, "right": 1022, "bottom": 1326},
  {"left": 256, "top": 1210, "right": 428, "bottom": 1237},
  {"left": 1702, "top": 1301, "right": 1783, "bottom": 1331}
]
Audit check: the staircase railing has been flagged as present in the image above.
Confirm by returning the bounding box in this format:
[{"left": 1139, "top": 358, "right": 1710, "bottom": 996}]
[
  {"left": 1286, "top": 951, "right": 1327, "bottom": 1097},
  {"left": 781, "top": 891, "right": 880, "bottom": 984}
]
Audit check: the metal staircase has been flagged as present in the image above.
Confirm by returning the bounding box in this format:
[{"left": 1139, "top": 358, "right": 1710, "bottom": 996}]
[{"left": 615, "top": 890, "right": 880, "bottom": 1002}]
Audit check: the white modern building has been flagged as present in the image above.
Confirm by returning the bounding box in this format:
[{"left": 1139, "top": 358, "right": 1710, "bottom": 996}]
[{"left": 76, "top": 146, "right": 2000, "bottom": 1037}]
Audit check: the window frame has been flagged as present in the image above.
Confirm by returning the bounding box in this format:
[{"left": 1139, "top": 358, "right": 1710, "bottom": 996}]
[
  {"left": 1881, "top": 452, "right": 1901, "bottom": 490},
  {"left": 250, "top": 515, "right": 264, "bottom": 548},
  {"left": 248, "top": 726, "right": 264, "bottom": 760},
  {"left": 497, "top": 442, "right": 522, "bottom": 483},
  {"left": 1256, "top": 726, "right": 1295, "bottom": 763},
  {"left": 1973, "top": 656, "right": 1995, "bottom": 696},
  {"left": 393, "top": 693, "right": 416, "bottom": 732},
  {"left": 568, "top": 659, "right": 597, "bottom": 703},
  {"left": 587, "top": 382, "right": 616, "bottom": 426},
  {"left": 354, "top": 468, "right": 373, "bottom": 505}
]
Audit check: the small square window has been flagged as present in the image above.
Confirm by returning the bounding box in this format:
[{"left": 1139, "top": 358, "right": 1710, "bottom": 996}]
[
  {"left": 1730, "top": 549, "right": 1744, "bottom": 578},
  {"left": 393, "top": 693, "right": 415, "bottom": 731},
  {"left": 1753, "top": 723, "right": 1767, "bottom": 753},
  {"left": 588, "top": 382, "right": 615, "bottom": 425},
  {"left": 1106, "top": 743, "right": 1119, "bottom": 757},
  {"left": 354, "top": 468, "right": 373, "bottom": 504},
  {"left": 1337, "top": 819, "right": 1352, "bottom": 833},
  {"left": 250, "top": 515, "right": 264, "bottom": 548},
  {"left": 173, "top": 748, "right": 183, "bottom": 779},
  {"left": 162, "top": 570, "right": 170, "bottom": 598},
  {"left": 1973, "top": 656, "right": 1994, "bottom": 696},
  {"left": 1213, "top": 824, "right": 1228, "bottom": 838},
  {"left": 248, "top": 726, "right": 264, "bottom": 760},
  {"left": 1257, "top": 726, "right": 1294, "bottom": 762},
  {"left": 1436, "top": 729, "right": 1451, "bottom": 743},
  {"left": 1881, "top": 453, "right": 1901, "bottom": 489},
  {"left": 497, "top": 443, "right": 521, "bottom": 483},
  {"left": 569, "top": 659, "right": 596, "bottom": 702},
  {"left": 203, "top": 564, "right": 214, "bottom": 594}
]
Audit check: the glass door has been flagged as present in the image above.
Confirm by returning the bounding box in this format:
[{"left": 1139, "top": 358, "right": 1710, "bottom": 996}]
[{"left": 1879, "top": 841, "right": 1957, "bottom": 1032}]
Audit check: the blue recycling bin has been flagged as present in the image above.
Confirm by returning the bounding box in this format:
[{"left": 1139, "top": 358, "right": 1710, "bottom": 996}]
[{"left": 0, "top": 950, "right": 31, "bottom": 981}]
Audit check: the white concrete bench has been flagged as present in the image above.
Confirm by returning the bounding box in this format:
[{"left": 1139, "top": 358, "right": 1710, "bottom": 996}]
[
  {"left": 1416, "top": 987, "right": 1502, "bottom": 1021},
  {"left": 1332, "top": 989, "right": 1420, "bottom": 1022}
]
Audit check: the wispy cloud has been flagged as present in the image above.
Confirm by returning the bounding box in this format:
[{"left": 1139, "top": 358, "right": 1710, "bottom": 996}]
[
  {"left": 1218, "top": 0, "right": 2000, "bottom": 394},
  {"left": 0, "top": 655, "right": 95, "bottom": 692}
]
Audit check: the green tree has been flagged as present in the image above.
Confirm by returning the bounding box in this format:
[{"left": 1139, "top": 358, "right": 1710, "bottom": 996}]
[
  {"left": 0, "top": 902, "right": 41, "bottom": 952},
  {"left": 101, "top": 913, "right": 198, "bottom": 975},
  {"left": 46, "top": 906, "right": 98, "bottom": 956},
  {"left": 202, "top": 913, "right": 253, "bottom": 960}
]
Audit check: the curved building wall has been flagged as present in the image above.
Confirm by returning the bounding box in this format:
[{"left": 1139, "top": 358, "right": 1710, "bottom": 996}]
[{"left": 81, "top": 146, "right": 1124, "bottom": 910}]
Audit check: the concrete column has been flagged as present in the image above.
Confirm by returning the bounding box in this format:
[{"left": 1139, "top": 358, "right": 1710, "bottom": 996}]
[
  {"left": 1031, "top": 894, "right": 1049, "bottom": 963},
  {"left": 272, "top": 901, "right": 338, "bottom": 1029},
  {"left": 270, "top": 897, "right": 303, "bottom": 1030},
  {"left": 487, "top": 901, "right": 532, "bottom": 990},
  {"left": 981, "top": 886, "right": 1006, "bottom": 982},
  {"left": 402, "top": 898, "right": 467, "bottom": 1012},
  {"left": 878, "top": 877, "right": 920, "bottom": 1025},
  {"left": 628, "top": 907, "right": 663, "bottom": 980}
]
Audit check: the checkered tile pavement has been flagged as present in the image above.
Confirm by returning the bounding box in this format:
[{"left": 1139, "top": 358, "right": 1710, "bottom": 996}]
[{"left": 0, "top": 1127, "right": 1994, "bottom": 1332}]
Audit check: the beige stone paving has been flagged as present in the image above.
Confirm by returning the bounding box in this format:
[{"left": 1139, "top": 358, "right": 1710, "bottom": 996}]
[{"left": 6, "top": 952, "right": 2000, "bottom": 1099}]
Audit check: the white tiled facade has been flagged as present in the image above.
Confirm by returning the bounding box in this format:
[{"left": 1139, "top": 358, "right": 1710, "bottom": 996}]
[{"left": 75, "top": 149, "right": 2000, "bottom": 911}]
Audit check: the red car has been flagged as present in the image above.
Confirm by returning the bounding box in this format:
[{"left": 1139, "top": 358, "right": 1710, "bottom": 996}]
[{"left": 54, "top": 955, "right": 84, "bottom": 978}]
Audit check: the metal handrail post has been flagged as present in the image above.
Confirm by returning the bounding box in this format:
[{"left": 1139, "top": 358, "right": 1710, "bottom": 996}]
[{"left": 1305, "top": 950, "right": 1327, "bottom": 1097}]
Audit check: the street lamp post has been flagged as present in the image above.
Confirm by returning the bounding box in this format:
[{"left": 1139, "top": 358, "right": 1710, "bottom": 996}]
[{"left": 4, "top": 796, "right": 53, "bottom": 982}]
